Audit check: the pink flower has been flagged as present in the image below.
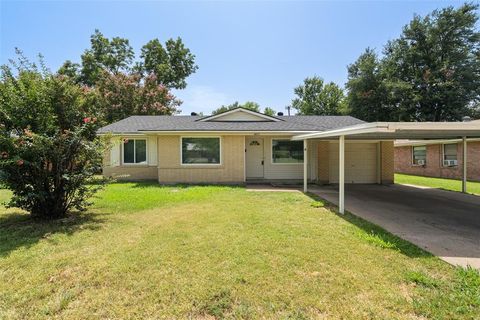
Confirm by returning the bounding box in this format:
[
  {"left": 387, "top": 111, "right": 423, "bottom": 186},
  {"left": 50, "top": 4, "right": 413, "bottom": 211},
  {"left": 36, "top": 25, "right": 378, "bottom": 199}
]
[
  {"left": 17, "top": 159, "right": 24, "bottom": 166},
  {"left": 83, "top": 117, "right": 91, "bottom": 124},
  {"left": 1, "top": 151, "right": 8, "bottom": 159}
]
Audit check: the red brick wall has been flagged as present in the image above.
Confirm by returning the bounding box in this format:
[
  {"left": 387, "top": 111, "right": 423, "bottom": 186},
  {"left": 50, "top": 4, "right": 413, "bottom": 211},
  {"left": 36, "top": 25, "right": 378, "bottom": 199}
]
[{"left": 394, "top": 141, "right": 480, "bottom": 181}]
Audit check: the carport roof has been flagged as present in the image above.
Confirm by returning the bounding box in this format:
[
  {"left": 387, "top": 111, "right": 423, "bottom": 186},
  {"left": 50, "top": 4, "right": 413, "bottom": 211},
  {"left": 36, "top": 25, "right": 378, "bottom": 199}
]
[{"left": 292, "top": 121, "right": 480, "bottom": 140}]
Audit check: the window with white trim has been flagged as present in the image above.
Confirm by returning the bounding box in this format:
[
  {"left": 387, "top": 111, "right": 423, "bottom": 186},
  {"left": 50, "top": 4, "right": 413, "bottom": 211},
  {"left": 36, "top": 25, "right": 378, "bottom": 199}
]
[
  {"left": 443, "top": 144, "right": 457, "bottom": 161},
  {"left": 412, "top": 146, "right": 426, "bottom": 165},
  {"left": 123, "top": 139, "right": 147, "bottom": 164},
  {"left": 272, "top": 139, "right": 304, "bottom": 164},
  {"left": 181, "top": 137, "right": 220, "bottom": 164}
]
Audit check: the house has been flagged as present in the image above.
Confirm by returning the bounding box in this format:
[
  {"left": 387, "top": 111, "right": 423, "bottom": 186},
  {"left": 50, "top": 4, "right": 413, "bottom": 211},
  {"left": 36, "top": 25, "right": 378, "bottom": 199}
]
[
  {"left": 99, "top": 109, "right": 480, "bottom": 214},
  {"left": 394, "top": 138, "right": 480, "bottom": 182},
  {"left": 98, "top": 107, "right": 395, "bottom": 185}
]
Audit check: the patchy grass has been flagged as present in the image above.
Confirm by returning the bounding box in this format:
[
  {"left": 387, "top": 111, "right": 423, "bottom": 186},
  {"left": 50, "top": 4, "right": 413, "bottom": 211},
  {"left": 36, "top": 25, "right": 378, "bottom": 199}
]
[
  {"left": 405, "top": 271, "right": 440, "bottom": 288},
  {"left": 395, "top": 173, "right": 480, "bottom": 195},
  {"left": 0, "top": 182, "right": 478, "bottom": 319},
  {"left": 356, "top": 230, "right": 399, "bottom": 250},
  {"left": 406, "top": 267, "right": 480, "bottom": 319}
]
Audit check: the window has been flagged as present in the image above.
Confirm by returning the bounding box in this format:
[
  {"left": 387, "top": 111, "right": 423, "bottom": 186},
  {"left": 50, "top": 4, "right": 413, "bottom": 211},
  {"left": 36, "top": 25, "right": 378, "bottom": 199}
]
[
  {"left": 182, "top": 137, "right": 220, "bottom": 164},
  {"left": 443, "top": 143, "right": 457, "bottom": 166},
  {"left": 123, "top": 139, "right": 147, "bottom": 164},
  {"left": 443, "top": 144, "right": 457, "bottom": 161},
  {"left": 272, "top": 139, "right": 304, "bottom": 164},
  {"left": 412, "top": 146, "right": 426, "bottom": 165}
]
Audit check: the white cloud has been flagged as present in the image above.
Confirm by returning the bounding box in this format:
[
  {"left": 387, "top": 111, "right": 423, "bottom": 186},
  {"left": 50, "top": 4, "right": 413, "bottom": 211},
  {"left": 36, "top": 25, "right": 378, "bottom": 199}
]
[{"left": 174, "top": 85, "right": 230, "bottom": 115}]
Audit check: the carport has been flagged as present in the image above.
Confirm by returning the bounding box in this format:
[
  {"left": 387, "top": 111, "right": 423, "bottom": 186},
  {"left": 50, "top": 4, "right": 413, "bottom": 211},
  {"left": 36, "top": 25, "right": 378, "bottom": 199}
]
[{"left": 292, "top": 121, "right": 480, "bottom": 214}]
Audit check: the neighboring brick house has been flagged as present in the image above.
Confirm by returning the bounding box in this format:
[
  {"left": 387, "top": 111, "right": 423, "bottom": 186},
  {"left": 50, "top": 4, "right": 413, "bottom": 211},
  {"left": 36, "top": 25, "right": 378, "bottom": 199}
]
[{"left": 395, "top": 139, "right": 480, "bottom": 182}]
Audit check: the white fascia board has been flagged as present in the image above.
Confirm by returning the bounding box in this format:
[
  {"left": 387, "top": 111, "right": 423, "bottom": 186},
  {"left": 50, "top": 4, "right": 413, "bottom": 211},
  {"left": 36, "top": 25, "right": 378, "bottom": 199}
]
[
  {"left": 389, "top": 122, "right": 480, "bottom": 131},
  {"left": 291, "top": 122, "right": 392, "bottom": 140},
  {"left": 292, "top": 121, "right": 480, "bottom": 141}
]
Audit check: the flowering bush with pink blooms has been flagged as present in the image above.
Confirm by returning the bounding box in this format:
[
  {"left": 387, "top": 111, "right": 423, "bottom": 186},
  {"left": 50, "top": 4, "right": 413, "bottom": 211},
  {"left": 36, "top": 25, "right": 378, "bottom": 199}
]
[
  {"left": 0, "top": 58, "right": 106, "bottom": 219},
  {"left": 96, "top": 71, "right": 182, "bottom": 123}
]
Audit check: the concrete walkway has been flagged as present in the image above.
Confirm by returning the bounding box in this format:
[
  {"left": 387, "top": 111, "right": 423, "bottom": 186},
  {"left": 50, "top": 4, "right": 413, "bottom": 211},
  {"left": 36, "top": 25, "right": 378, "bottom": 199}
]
[{"left": 309, "top": 184, "right": 480, "bottom": 269}]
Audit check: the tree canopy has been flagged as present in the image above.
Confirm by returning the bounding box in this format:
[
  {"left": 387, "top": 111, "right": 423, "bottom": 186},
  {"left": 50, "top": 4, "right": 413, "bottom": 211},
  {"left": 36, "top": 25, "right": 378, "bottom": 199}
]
[
  {"left": 57, "top": 30, "right": 197, "bottom": 122},
  {"left": 345, "top": 49, "right": 391, "bottom": 122},
  {"left": 95, "top": 72, "right": 182, "bottom": 124},
  {"left": 346, "top": 3, "right": 480, "bottom": 121},
  {"left": 291, "top": 76, "right": 345, "bottom": 115},
  {"left": 140, "top": 38, "right": 198, "bottom": 89}
]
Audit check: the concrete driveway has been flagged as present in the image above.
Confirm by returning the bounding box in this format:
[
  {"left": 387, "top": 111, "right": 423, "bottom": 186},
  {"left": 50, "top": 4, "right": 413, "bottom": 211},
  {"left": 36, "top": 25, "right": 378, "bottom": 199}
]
[{"left": 310, "top": 184, "right": 480, "bottom": 269}]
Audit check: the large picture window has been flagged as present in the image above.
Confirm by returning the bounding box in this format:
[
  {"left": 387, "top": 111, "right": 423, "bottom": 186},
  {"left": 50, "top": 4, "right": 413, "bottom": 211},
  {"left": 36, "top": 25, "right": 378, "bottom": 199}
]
[
  {"left": 272, "top": 139, "right": 304, "bottom": 164},
  {"left": 182, "top": 137, "right": 221, "bottom": 164},
  {"left": 412, "top": 146, "right": 426, "bottom": 165},
  {"left": 123, "top": 139, "right": 147, "bottom": 164}
]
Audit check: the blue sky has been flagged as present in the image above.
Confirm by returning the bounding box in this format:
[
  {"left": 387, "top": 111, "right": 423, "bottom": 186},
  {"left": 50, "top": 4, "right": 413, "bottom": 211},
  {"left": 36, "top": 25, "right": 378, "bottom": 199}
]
[{"left": 0, "top": 0, "right": 465, "bottom": 115}]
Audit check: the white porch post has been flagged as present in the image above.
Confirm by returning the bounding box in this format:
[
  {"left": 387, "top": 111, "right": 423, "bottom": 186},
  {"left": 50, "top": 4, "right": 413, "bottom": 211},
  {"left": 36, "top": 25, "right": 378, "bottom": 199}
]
[
  {"left": 462, "top": 136, "right": 467, "bottom": 193},
  {"left": 339, "top": 135, "right": 345, "bottom": 214},
  {"left": 303, "top": 139, "right": 308, "bottom": 192}
]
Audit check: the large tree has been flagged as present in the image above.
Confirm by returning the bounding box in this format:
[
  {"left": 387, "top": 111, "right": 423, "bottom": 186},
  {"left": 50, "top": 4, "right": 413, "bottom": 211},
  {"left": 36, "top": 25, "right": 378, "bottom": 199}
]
[
  {"left": 95, "top": 72, "right": 182, "bottom": 123},
  {"left": 345, "top": 49, "right": 392, "bottom": 121},
  {"left": 0, "top": 55, "right": 105, "bottom": 219},
  {"left": 291, "top": 76, "right": 345, "bottom": 115},
  {"left": 77, "top": 30, "right": 135, "bottom": 86},
  {"left": 347, "top": 3, "right": 480, "bottom": 121},
  {"left": 57, "top": 30, "right": 196, "bottom": 122},
  {"left": 140, "top": 38, "right": 198, "bottom": 89}
]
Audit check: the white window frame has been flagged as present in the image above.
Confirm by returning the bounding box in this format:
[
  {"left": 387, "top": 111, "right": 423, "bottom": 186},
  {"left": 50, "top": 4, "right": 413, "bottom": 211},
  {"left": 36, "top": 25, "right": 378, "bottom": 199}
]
[
  {"left": 180, "top": 136, "right": 222, "bottom": 166},
  {"left": 271, "top": 138, "right": 304, "bottom": 165},
  {"left": 411, "top": 145, "right": 426, "bottom": 166},
  {"left": 122, "top": 138, "right": 148, "bottom": 166},
  {"left": 442, "top": 143, "right": 458, "bottom": 167}
]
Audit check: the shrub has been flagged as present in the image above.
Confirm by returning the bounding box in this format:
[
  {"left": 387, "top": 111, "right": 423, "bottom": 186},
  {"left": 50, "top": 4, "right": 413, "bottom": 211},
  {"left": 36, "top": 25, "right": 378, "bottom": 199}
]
[{"left": 0, "top": 54, "right": 106, "bottom": 219}]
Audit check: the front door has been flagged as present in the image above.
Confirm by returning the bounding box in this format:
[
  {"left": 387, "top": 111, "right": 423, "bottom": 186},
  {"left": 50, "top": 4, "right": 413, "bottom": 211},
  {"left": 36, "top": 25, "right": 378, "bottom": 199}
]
[{"left": 246, "top": 138, "right": 264, "bottom": 179}]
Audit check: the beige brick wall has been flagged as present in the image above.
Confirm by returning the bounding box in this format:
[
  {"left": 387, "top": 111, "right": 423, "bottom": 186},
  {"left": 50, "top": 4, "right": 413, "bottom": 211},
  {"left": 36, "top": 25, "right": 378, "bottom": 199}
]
[
  {"left": 381, "top": 141, "right": 394, "bottom": 184},
  {"left": 317, "top": 141, "right": 330, "bottom": 184},
  {"left": 157, "top": 135, "right": 245, "bottom": 184},
  {"left": 102, "top": 136, "right": 158, "bottom": 180}
]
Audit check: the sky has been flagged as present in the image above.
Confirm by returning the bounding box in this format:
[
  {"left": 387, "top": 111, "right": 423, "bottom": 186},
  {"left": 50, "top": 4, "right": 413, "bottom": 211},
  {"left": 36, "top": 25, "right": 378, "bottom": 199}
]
[{"left": 0, "top": 0, "right": 467, "bottom": 115}]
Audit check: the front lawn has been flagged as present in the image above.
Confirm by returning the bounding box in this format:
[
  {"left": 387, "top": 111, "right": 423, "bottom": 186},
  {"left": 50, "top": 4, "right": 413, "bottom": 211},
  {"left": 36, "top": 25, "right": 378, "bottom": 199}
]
[
  {"left": 1, "top": 183, "right": 479, "bottom": 319},
  {"left": 395, "top": 173, "right": 480, "bottom": 195}
]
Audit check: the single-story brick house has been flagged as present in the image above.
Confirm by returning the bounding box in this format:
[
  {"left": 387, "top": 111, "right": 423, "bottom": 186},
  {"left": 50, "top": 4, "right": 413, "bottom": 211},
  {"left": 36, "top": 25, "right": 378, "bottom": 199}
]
[
  {"left": 98, "top": 108, "right": 395, "bottom": 185},
  {"left": 98, "top": 108, "right": 480, "bottom": 213},
  {"left": 395, "top": 120, "right": 480, "bottom": 182}
]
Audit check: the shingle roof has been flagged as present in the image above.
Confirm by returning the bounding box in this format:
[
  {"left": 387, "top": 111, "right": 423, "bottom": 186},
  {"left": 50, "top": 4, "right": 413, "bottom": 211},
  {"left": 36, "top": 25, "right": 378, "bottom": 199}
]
[{"left": 98, "top": 115, "right": 365, "bottom": 134}]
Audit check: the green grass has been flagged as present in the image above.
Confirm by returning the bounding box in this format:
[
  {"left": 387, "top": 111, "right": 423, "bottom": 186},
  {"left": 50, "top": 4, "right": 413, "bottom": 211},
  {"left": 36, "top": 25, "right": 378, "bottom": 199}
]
[
  {"left": 1, "top": 182, "right": 479, "bottom": 319},
  {"left": 0, "top": 188, "right": 12, "bottom": 205},
  {"left": 395, "top": 173, "right": 480, "bottom": 195}
]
